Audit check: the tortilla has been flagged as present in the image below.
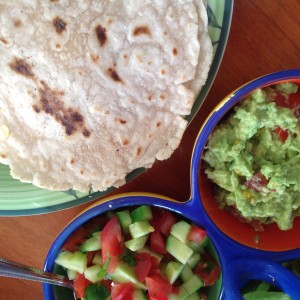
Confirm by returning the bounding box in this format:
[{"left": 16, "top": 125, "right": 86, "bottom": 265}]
[{"left": 0, "top": 0, "right": 212, "bottom": 192}]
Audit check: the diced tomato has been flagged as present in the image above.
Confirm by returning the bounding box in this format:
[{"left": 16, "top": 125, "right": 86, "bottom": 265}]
[
  {"left": 62, "top": 226, "right": 88, "bottom": 252},
  {"left": 86, "top": 251, "right": 96, "bottom": 267},
  {"left": 150, "top": 230, "right": 166, "bottom": 254},
  {"left": 107, "top": 255, "right": 120, "bottom": 274},
  {"left": 194, "top": 253, "right": 220, "bottom": 286},
  {"left": 149, "top": 256, "right": 160, "bottom": 274},
  {"left": 111, "top": 282, "right": 134, "bottom": 300},
  {"left": 135, "top": 252, "right": 152, "bottom": 282},
  {"left": 101, "top": 216, "right": 123, "bottom": 263},
  {"left": 286, "top": 91, "right": 300, "bottom": 109},
  {"left": 244, "top": 172, "right": 272, "bottom": 193},
  {"left": 188, "top": 225, "right": 207, "bottom": 244},
  {"left": 157, "top": 210, "right": 177, "bottom": 236},
  {"left": 269, "top": 88, "right": 300, "bottom": 110},
  {"left": 73, "top": 273, "right": 91, "bottom": 298},
  {"left": 274, "top": 126, "right": 289, "bottom": 143},
  {"left": 145, "top": 277, "right": 169, "bottom": 300},
  {"left": 273, "top": 90, "right": 289, "bottom": 108},
  {"left": 150, "top": 273, "right": 172, "bottom": 293}
]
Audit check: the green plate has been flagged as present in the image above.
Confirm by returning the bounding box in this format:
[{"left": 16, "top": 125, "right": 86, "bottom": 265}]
[{"left": 0, "top": 0, "right": 234, "bottom": 216}]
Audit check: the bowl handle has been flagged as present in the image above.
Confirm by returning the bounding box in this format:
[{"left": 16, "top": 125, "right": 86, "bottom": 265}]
[{"left": 220, "top": 257, "right": 300, "bottom": 299}]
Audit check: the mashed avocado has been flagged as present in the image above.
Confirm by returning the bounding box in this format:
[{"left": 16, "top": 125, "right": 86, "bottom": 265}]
[{"left": 203, "top": 82, "right": 300, "bottom": 230}]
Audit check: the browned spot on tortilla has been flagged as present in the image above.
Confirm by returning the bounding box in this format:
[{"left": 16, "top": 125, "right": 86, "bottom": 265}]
[
  {"left": 108, "top": 19, "right": 113, "bottom": 25},
  {"left": 115, "top": 118, "right": 127, "bottom": 124},
  {"left": 123, "top": 54, "right": 128, "bottom": 59},
  {"left": 14, "top": 19, "right": 22, "bottom": 28},
  {"left": 90, "top": 53, "right": 99, "bottom": 63},
  {"left": 61, "top": 167, "right": 65, "bottom": 172},
  {"left": 56, "top": 43, "right": 61, "bottom": 49},
  {"left": 173, "top": 48, "right": 178, "bottom": 56},
  {"left": 0, "top": 38, "right": 7, "bottom": 45},
  {"left": 53, "top": 17, "right": 67, "bottom": 34},
  {"left": 122, "top": 139, "right": 129, "bottom": 146},
  {"left": 33, "top": 105, "right": 41, "bottom": 113},
  {"left": 136, "top": 147, "right": 142, "bottom": 156},
  {"left": 35, "top": 81, "right": 90, "bottom": 137},
  {"left": 0, "top": 154, "right": 7, "bottom": 158},
  {"left": 95, "top": 25, "right": 107, "bottom": 47},
  {"left": 80, "top": 170, "right": 84, "bottom": 175},
  {"left": 148, "top": 134, "right": 153, "bottom": 138},
  {"left": 70, "top": 158, "right": 75, "bottom": 164},
  {"left": 159, "top": 94, "right": 165, "bottom": 100},
  {"left": 161, "top": 69, "right": 166, "bottom": 75},
  {"left": 164, "top": 31, "right": 168, "bottom": 36},
  {"left": 133, "top": 26, "right": 151, "bottom": 36},
  {"left": 82, "top": 128, "right": 91, "bottom": 137},
  {"left": 148, "top": 95, "right": 152, "bottom": 101},
  {"left": 9, "top": 58, "right": 34, "bottom": 78},
  {"left": 108, "top": 68, "right": 123, "bottom": 83},
  {"left": 156, "top": 121, "right": 162, "bottom": 127}
]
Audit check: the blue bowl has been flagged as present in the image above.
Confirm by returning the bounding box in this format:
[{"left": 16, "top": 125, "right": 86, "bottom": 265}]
[{"left": 44, "top": 70, "right": 300, "bottom": 300}]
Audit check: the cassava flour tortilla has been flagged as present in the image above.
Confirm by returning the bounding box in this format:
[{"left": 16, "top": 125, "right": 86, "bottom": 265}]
[{"left": 0, "top": 0, "right": 213, "bottom": 192}]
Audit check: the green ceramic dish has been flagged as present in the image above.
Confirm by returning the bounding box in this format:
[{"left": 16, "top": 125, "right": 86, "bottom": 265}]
[{"left": 0, "top": 0, "right": 234, "bottom": 216}]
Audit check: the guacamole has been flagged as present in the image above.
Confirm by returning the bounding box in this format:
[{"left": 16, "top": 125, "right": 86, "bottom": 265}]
[{"left": 203, "top": 82, "right": 300, "bottom": 230}]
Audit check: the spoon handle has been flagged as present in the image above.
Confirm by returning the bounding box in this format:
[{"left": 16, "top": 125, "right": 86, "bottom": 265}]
[{"left": 0, "top": 257, "right": 73, "bottom": 289}]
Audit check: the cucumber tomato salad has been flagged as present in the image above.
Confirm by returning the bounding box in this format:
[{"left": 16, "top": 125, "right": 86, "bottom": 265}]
[{"left": 54, "top": 206, "right": 220, "bottom": 300}]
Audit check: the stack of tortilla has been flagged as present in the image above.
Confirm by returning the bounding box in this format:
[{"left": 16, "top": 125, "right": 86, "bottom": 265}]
[{"left": 0, "top": 0, "right": 212, "bottom": 192}]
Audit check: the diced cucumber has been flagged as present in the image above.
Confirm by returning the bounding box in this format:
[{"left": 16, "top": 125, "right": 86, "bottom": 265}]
[
  {"left": 84, "top": 264, "right": 102, "bottom": 283},
  {"left": 55, "top": 251, "right": 87, "bottom": 274},
  {"left": 180, "top": 264, "right": 193, "bottom": 282},
  {"left": 92, "top": 254, "right": 103, "bottom": 266},
  {"left": 137, "top": 246, "right": 163, "bottom": 261},
  {"left": 243, "top": 291, "right": 292, "bottom": 300},
  {"left": 112, "top": 261, "right": 147, "bottom": 290},
  {"left": 188, "top": 236, "right": 209, "bottom": 253},
  {"left": 165, "top": 261, "right": 184, "bottom": 284},
  {"left": 187, "top": 252, "right": 201, "bottom": 269},
  {"left": 178, "top": 275, "right": 203, "bottom": 300},
  {"left": 185, "top": 292, "right": 202, "bottom": 300},
  {"left": 80, "top": 233, "right": 101, "bottom": 252},
  {"left": 92, "top": 231, "right": 101, "bottom": 238},
  {"left": 170, "top": 221, "right": 191, "bottom": 243},
  {"left": 130, "top": 205, "right": 153, "bottom": 222},
  {"left": 129, "top": 221, "right": 154, "bottom": 238},
  {"left": 133, "top": 289, "right": 147, "bottom": 300},
  {"left": 166, "top": 235, "right": 193, "bottom": 265},
  {"left": 125, "top": 235, "right": 148, "bottom": 251},
  {"left": 116, "top": 210, "right": 132, "bottom": 234},
  {"left": 67, "top": 269, "right": 77, "bottom": 280}
]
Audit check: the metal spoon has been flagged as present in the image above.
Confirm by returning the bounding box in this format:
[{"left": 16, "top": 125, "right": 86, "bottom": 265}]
[{"left": 0, "top": 257, "right": 76, "bottom": 299}]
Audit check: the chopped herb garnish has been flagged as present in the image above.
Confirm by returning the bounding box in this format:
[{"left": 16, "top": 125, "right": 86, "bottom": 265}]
[
  {"left": 97, "top": 256, "right": 110, "bottom": 280},
  {"left": 85, "top": 283, "right": 110, "bottom": 300},
  {"left": 119, "top": 248, "right": 136, "bottom": 267}
]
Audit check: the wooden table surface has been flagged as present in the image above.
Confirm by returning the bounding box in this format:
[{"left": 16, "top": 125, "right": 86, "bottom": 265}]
[{"left": 1, "top": 1, "right": 300, "bottom": 299}]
